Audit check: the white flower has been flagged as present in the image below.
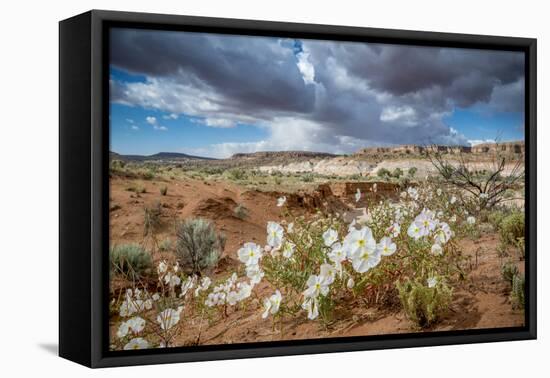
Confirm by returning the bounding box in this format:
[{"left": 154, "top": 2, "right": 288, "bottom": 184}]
[
  {"left": 180, "top": 275, "right": 196, "bottom": 297},
  {"left": 431, "top": 243, "right": 443, "bottom": 255},
  {"left": 116, "top": 321, "right": 130, "bottom": 338},
  {"left": 319, "top": 263, "right": 336, "bottom": 285},
  {"left": 152, "top": 293, "right": 160, "bottom": 301},
  {"left": 126, "top": 316, "right": 146, "bottom": 334},
  {"left": 400, "top": 191, "right": 407, "bottom": 199},
  {"left": 346, "top": 277, "right": 355, "bottom": 289},
  {"left": 372, "top": 183, "right": 377, "bottom": 192},
  {"left": 226, "top": 291, "right": 240, "bottom": 306},
  {"left": 407, "top": 221, "right": 423, "bottom": 240},
  {"left": 377, "top": 237, "right": 396, "bottom": 256},
  {"left": 287, "top": 222, "right": 294, "bottom": 233},
  {"left": 276, "top": 196, "right": 287, "bottom": 207},
  {"left": 449, "top": 215, "right": 457, "bottom": 223},
  {"left": 237, "top": 242, "right": 263, "bottom": 266},
  {"left": 266, "top": 221, "right": 284, "bottom": 249},
  {"left": 416, "top": 209, "right": 437, "bottom": 235},
  {"left": 407, "top": 187, "right": 419, "bottom": 200},
  {"left": 157, "top": 260, "right": 168, "bottom": 275},
  {"left": 434, "top": 222, "right": 452, "bottom": 244},
  {"left": 164, "top": 272, "right": 181, "bottom": 287},
  {"left": 262, "top": 290, "right": 282, "bottom": 318},
  {"left": 236, "top": 282, "right": 252, "bottom": 301},
  {"left": 467, "top": 216, "right": 476, "bottom": 225},
  {"left": 355, "top": 188, "right": 361, "bottom": 203},
  {"left": 303, "top": 274, "right": 331, "bottom": 298},
  {"left": 301, "top": 297, "right": 319, "bottom": 320},
  {"left": 450, "top": 196, "right": 457, "bottom": 205},
  {"left": 343, "top": 226, "right": 375, "bottom": 257},
  {"left": 322, "top": 228, "right": 339, "bottom": 247},
  {"left": 436, "top": 188, "right": 442, "bottom": 196},
  {"left": 344, "top": 227, "right": 380, "bottom": 273},
  {"left": 282, "top": 241, "right": 295, "bottom": 258},
  {"left": 119, "top": 296, "right": 149, "bottom": 317},
  {"left": 479, "top": 193, "right": 488, "bottom": 199},
  {"left": 246, "top": 264, "right": 264, "bottom": 285},
  {"left": 427, "top": 277, "right": 438, "bottom": 288},
  {"left": 327, "top": 242, "right": 346, "bottom": 265},
  {"left": 194, "top": 277, "right": 211, "bottom": 297},
  {"left": 157, "top": 307, "right": 183, "bottom": 330},
  {"left": 123, "top": 337, "right": 149, "bottom": 350}
]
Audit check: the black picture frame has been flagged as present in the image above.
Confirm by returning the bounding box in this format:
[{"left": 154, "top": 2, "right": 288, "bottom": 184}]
[{"left": 59, "top": 9, "right": 537, "bottom": 368}]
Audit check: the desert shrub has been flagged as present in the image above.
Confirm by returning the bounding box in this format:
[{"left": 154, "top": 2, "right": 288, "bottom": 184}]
[
  {"left": 397, "top": 278, "right": 453, "bottom": 328},
  {"left": 274, "top": 177, "right": 282, "bottom": 185},
  {"left": 398, "top": 176, "right": 411, "bottom": 189},
  {"left": 227, "top": 168, "right": 247, "bottom": 180},
  {"left": 511, "top": 273, "right": 525, "bottom": 309},
  {"left": 391, "top": 168, "right": 404, "bottom": 178},
  {"left": 271, "top": 170, "right": 283, "bottom": 177},
  {"left": 110, "top": 244, "right": 153, "bottom": 280},
  {"left": 408, "top": 167, "right": 418, "bottom": 177},
  {"left": 141, "top": 170, "right": 155, "bottom": 180},
  {"left": 127, "top": 184, "right": 146, "bottom": 194},
  {"left": 175, "top": 218, "right": 225, "bottom": 275},
  {"left": 160, "top": 185, "right": 168, "bottom": 196},
  {"left": 501, "top": 261, "right": 519, "bottom": 284},
  {"left": 487, "top": 210, "right": 506, "bottom": 229},
  {"left": 234, "top": 204, "right": 249, "bottom": 219},
  {"left": 301, "top": 173, "right": 314, "bottom": 182},
  {"left": 143, "top": 202, "right": 162, "bottom": 236},
  {"left": 427, "top": 144, "right": 524, "bottom": 208},
  {"left": 159, "top": 238, "right": 173, "bottom": 252},
  {"left": 200, "top": 167, "right": 224, "bottom": 176},
  {"left": 377, "top": 168, "right": 390, "bottom": 178},
  {"left": 499, "top": 211, "right": 525, "bottom": 247}
]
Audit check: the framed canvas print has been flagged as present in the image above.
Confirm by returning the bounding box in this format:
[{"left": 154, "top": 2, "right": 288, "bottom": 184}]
[{"left": 59, "top": 10, "right": 537, "bottom": 368}]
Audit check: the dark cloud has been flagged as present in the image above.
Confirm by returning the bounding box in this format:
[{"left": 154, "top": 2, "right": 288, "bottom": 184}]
[
  {"left": 110, "top": 28, "right": 525, "bottom": 153},
  {"left": 111, "top": 29, "right": 316, "bottom": 115}
]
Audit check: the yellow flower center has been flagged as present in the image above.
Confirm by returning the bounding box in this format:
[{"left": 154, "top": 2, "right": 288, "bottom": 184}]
[{"left": 358, "top": 239, "right": 365, "bottom": 247}]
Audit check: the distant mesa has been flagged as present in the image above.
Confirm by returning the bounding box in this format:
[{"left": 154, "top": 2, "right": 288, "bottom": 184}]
[
  {"left": 355, "top": 141, "right": 524, "bottom": 156},
  {"left": 110, "top": 151, "right": 216, "bottom": 161},
  {"left": 230, "top": 151, "right": 337, "bottom": 159},
  {"left": 110, "top": 141, "right": 524, "bottom": 163}
]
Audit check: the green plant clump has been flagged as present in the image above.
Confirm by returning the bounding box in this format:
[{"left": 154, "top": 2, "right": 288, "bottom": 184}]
[
  {"left": 391, "top": 167, "right": 404, "bottom": 178},
  {"left": 501, "top": 261, "right": 519, "bottom": 284},
  {"left": 499, "top": 212, "right": 525, "bottom": 247},
  {"left": 175, "top": 218, "right": 225, "bottom": 275},
  {"left": 234, "top": 204, "right": 250, "bottom": 220},
  {"left": 397, "top": 278, "right": 453, "bottom": 328},
  {"left": 511, "top": 273, "right": 525, "bottom": 310},
  {"left": 227, "top": 168, "right": 247, "bottom": 181},
  {"left": 377, "top": 168, "right": 391, "bottom": 178},
  {"left": 408, "top": 167, "right": 418, "bottom": 178},
  {"left": 110, "top": 244, "right": 153, "bottom": 280},
  {"left": 143, "top": 202, "right": 162, "bottom": 237}
]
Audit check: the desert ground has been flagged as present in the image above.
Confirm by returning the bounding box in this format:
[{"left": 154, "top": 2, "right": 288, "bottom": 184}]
[{"left": 109, "top": 142, "right": 525, "bottom": 349}]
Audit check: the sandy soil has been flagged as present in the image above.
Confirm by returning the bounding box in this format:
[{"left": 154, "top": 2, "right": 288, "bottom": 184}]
[{"left": 109, "top": 175, "right": 524, "bottom": 346}]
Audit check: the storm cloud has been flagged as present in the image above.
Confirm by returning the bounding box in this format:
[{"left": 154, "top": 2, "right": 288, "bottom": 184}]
[{"left": 110, "top": 28, "right": 525, "bottom": 157}]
